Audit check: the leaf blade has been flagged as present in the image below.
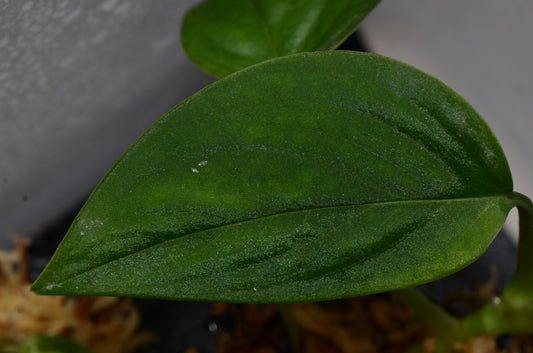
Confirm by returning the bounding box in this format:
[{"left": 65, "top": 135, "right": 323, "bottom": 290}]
[
  {"left": 32, "top": 52, "right": 514, "bottom": 302},
  {"left": 36, "top": 198, "right": 512, "bottom": 302},
  {"left": 181, "top": 0, "right": 381, "bottom": 77}
]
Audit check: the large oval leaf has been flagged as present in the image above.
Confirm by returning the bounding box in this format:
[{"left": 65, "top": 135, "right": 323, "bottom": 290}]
[
  {"left": 181, "top": 0, "right": 380, "bottom": 77},
  {"left": 32, "top": 52, "right": 514, "bottom": 303}
]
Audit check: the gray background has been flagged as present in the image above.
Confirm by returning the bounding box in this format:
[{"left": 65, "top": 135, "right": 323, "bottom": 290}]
[{"left": 1, "top": 0, "right": 532, "bottom": 247}]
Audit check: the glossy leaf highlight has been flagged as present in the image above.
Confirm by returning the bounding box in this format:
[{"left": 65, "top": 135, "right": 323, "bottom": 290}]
[
  {"left": 33, "top": 52, "right": 514, "bottom": 303},
  {"left": 181, "top": 0, "right": 380, "bottom": 77}
]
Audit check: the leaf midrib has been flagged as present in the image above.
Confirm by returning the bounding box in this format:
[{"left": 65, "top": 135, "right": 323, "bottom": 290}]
[
  {"left": 35, "top": 194, "right": 512, "bottom": 292},
  {"left": 248, "top": 0, "right": 279, "bottom": 56}
]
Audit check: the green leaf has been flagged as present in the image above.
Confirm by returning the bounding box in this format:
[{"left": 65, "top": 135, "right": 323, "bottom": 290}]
[
  {"left": 21, "top": 336, "right": 94, "bottom": 353},
  {"left": 181, "top": 0, "right": 380, "bottom": 77},
  {"left": 32, "top": 52, "right": 514, "bottom": 303}
]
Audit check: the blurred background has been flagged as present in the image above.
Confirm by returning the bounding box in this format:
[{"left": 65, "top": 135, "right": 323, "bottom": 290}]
[{"left": 1, "top": 0, "right": 532, "bottom": 246}]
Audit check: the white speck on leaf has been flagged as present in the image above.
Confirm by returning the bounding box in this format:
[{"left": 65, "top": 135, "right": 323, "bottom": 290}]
[
  {"left": 45, "top": 283, "right": 61, "bottom": 291},
  {"left": 253, "top": 287, "right": 257, "bottom": 292},
  {"left": 89, "top": 219, "right": 103, "bottom": 226},
  {"left": 485, "top": 149, "right": 495, "bottom": 160},
  {"left": 191, "top": 168, "right": 199, "bottom": 173},
  {"left": 198, "top": 160, "right": 208, "bottom": 167}
]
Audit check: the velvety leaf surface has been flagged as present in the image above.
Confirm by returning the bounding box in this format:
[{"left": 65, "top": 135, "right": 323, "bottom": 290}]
[
  {"left": 181, "top": 0, "right": 380, "bottom": 77},
  {"left": 32, "top": 52, "right": 514, "bottom": 303}
]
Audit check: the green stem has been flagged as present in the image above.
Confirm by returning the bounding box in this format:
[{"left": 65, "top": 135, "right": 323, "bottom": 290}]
[
  {"left": 503, "top": 192, "right": 533, "bottom": 304},
  {"left": 460, "top": 192, "right": 533, "bottom": 338},
  {"left": 394, "top": 287, "right": 461, "bottom": 352},
  {"left": 459, "top": 297, "right": 533, "bottom": 339}
]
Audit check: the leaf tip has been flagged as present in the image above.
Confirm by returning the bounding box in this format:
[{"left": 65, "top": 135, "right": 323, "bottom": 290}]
[{"left": 30, "top": 276, "right": 63, "bottom": 295}]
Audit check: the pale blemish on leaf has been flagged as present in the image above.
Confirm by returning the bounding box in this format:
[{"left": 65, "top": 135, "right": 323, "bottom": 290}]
[{"left": 45, "top": 283, "right": 61, "bottom": 291}]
